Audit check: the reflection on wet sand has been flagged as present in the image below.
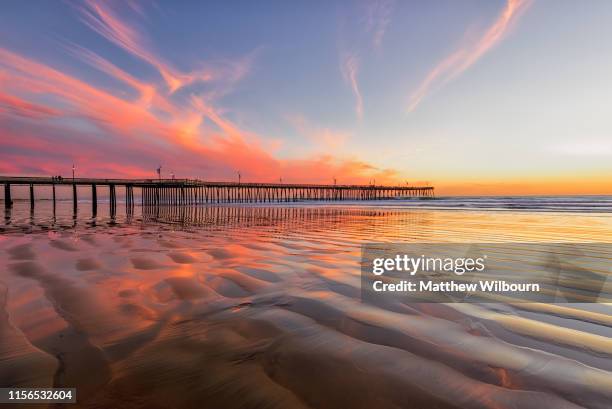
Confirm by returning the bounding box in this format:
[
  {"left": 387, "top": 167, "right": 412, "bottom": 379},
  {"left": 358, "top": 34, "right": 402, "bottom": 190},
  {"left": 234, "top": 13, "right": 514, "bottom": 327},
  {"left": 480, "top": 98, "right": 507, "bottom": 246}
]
[{"left": 1, "top": 202, "right": 612, "bottom": 409}]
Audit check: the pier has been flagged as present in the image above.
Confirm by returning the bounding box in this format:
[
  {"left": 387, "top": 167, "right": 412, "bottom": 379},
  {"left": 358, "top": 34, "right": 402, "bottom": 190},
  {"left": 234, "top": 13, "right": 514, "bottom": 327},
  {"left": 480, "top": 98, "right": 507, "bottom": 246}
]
[{"left": 1, "top": 176, "right": 434, "bottom": 215}]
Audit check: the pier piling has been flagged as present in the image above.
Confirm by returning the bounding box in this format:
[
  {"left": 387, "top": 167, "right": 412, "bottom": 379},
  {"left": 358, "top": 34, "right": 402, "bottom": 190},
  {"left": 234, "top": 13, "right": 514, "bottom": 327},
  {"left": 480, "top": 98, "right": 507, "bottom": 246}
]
[
  {"left": 4, "top": 183, "right": 12, "bottom": 208},
  {"left": 109, "top": 184, "right": 116, "bottom": 217},
  {"left": 29, "top": 184, "right": 34, "bottom": 209},
  {"left": 72, "top": 183, "right": 77, "bottom": 213},
  {"left": 92, "top": 184, "right": 97, "bottom": 216}
]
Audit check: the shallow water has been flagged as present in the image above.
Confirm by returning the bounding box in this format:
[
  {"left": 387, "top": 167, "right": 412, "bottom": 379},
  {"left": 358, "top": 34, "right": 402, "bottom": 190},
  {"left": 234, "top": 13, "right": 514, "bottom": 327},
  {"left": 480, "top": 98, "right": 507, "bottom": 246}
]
[{"left": 1, "top": 201, "right": 612, "bottom": 409}]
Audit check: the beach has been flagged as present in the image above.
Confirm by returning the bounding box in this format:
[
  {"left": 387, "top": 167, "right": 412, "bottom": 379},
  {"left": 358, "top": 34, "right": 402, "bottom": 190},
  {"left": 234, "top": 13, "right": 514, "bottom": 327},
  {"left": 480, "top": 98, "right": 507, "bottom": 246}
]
[
  {"left": 3, "top": 0, "right": 612, "bottom": 407},
  {"left": 1, "top": 199, "right": 612, "bottom": 409}
]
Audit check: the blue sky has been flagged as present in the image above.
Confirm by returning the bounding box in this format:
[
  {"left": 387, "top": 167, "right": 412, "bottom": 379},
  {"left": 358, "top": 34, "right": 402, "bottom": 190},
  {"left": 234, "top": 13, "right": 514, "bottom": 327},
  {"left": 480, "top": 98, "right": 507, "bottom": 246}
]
[{"left": 1, "top": 0, "right": 611, "bottom": 194}]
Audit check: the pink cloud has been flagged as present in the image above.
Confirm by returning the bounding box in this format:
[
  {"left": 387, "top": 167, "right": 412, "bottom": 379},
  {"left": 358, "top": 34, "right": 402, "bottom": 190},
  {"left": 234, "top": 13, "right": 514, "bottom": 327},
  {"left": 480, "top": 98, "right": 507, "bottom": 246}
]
[
  {"left": 0, "top": 93, "right": 61, "bottom": 119},
  {"left": 0, "top": 48, "right": 395, "bottom": 184},
  {"left": 0, "top": 2, "right": 399, "bottom": 184},
  {"left": 77, "top": 0, "right": 212, "bottom": 93},
  {"left": 407, "top": 0, "right": 531, "bottom": 112}
]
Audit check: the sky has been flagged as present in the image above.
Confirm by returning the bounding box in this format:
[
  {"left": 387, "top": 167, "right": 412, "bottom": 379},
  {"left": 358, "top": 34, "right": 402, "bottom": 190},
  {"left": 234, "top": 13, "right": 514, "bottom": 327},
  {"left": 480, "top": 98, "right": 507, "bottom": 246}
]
[{"left": 1, "top": 0, "right": 611, "bottom": 195}]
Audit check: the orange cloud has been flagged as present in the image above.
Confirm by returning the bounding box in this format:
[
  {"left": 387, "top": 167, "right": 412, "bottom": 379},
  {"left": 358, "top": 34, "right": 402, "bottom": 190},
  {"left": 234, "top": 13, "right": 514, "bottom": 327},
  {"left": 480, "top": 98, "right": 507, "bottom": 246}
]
[
  {"left": 0, "top": 1, "right": 399, "bottom": 185},
  {"left": 407, "top": 0, "right": 531, "bottom": 112},
  {"left": 279, "top": 156, "right": 398, "bottom": 185},
  {"left": 0, "top": 48, "right": 394, "bottom": 184},
  {"left": 0, "top": 47, "right": 156, "bottom": 129}
]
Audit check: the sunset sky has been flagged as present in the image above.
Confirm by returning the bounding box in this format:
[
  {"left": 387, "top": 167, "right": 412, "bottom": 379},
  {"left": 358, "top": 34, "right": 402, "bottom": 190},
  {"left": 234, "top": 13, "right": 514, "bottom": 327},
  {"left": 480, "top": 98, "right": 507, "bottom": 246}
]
[{"left": 1, "top": 0, "right": 611, "bottom": 195}]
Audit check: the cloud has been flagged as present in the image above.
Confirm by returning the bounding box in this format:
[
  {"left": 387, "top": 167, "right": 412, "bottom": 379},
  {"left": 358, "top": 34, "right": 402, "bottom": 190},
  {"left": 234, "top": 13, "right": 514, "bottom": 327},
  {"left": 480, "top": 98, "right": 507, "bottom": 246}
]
[
  {"left": 287, "top": 114, "right": 351, "bottom": 151},
  {"left": 341, "top": 52, "right": 363, "bottom": 120},
  {"left": 76, "top": 0, "right": 212, "bottom": 92},
  {"left": 550, "top": 140, "right": 612, "bottom": 156},
  {"left": 0, "top": 93, "right": 61, "bottom": 119},
  {"left": 365, "top": 0, "right": 394, "bottom": 48},
  {"left": 0, "top": 48, "right": 392, "bottom": 183},
  {"left": 1, "top": 104, "right": 396, "bottom": 184},
  {"left": 63, "top": 41, "right": 173, "bottom": 113},
  {"left": 338, "top": 1, "right": 394, "bottom": 120},
  {"left": 407, "top": 0, "right": 531, "bottom": 112},
  {"left": 0, "top": 2, "right": 399, "bottom": 184}
]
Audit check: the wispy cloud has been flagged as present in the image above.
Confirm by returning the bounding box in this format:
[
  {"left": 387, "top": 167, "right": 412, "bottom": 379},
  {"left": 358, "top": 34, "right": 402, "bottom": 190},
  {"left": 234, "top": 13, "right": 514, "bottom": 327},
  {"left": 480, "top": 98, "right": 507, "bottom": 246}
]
[
  {"left": 0, "top": 92, "right": 61, "bottom": 119},
  {"left": 340, "top": 0, "right": 395, "bottom": 120},
  {"left": 339, "top": 0, "right": 395, "bottom": 120},
  {"left": 407, "top": 0, "right": 531, "bottom": 112},
  {"left": 550, "top": 140, "right": 612, "bottom": 156},
  {"left": 76, "top": 0, "right": 211, "bottom": 92},
  {"left": 366, "top": 0, "right": 394, "bottom": 48},
  {"left": 62, "top": 41, "right": 173, "bottom": 113},
  {"left": 341, "top": 52, "right": 363, "bottom": 120},
  {"left": 287, "top": 114, "right": 351, "bottom": 151}
]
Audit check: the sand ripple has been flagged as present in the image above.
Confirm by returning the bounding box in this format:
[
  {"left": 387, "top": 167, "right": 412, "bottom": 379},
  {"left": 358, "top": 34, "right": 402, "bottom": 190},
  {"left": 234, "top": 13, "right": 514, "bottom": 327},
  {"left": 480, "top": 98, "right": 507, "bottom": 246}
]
[{"left": 1, "top": 206, "right": 611, "bottom": 408}]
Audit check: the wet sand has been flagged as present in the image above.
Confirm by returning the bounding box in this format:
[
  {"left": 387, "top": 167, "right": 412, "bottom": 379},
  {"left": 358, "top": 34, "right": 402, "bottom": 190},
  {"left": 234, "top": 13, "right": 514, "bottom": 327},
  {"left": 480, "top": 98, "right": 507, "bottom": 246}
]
[{"left": 1, "top": 202, "right": 611, "bottom": 408}]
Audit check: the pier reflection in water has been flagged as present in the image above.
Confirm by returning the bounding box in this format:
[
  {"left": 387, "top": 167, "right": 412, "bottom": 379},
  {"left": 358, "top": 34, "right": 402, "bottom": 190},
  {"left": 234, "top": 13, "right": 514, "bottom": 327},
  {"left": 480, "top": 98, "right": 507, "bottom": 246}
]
[{"left": 2, "top": 200, "right": 430, "bottom": 234}]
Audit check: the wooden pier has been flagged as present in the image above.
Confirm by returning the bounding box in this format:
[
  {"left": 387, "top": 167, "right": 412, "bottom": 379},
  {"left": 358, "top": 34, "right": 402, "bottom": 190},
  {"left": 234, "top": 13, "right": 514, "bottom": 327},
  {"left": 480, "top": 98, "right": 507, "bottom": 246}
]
[{"left": 1, "top": 176, "right": 434, "bottom": 215}]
